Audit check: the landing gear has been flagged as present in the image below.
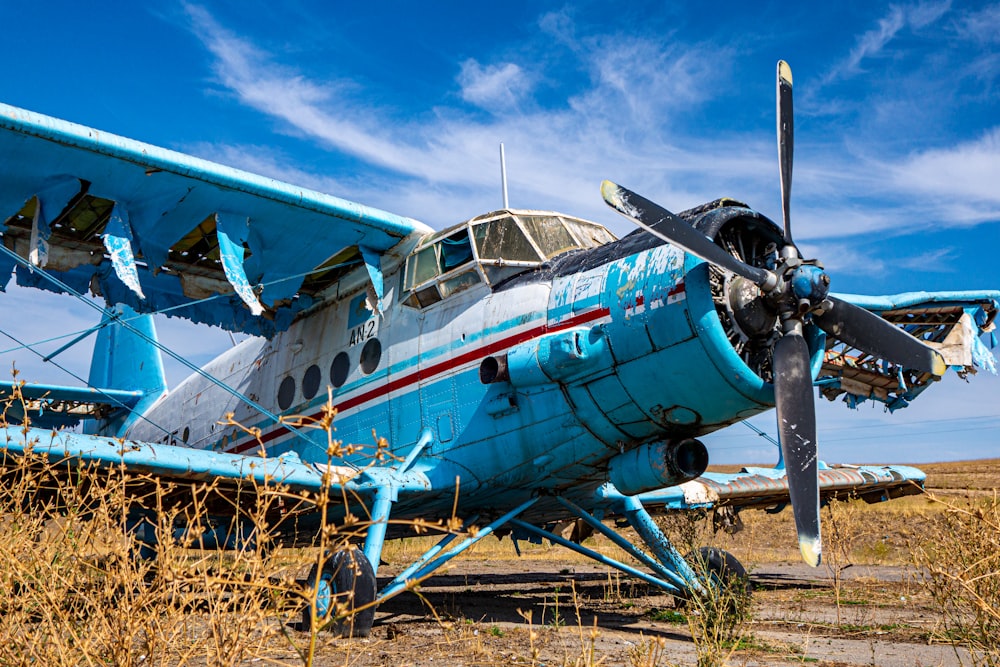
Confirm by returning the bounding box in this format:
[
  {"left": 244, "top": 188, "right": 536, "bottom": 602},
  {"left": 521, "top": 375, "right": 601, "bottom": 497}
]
[
  {"left": 687, "top": 546, "right": 747, "bottom": 584},
  {"left": 678, "top": 547, "right": 751, "bottom": 613},
  {"left": 303, "top": 548, "right": 377, "bottom": 637}
]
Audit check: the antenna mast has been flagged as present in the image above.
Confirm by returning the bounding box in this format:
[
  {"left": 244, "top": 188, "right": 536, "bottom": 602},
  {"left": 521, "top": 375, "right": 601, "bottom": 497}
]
[{"left": 499, "top": 143, "right": 509, "bottom": 209}]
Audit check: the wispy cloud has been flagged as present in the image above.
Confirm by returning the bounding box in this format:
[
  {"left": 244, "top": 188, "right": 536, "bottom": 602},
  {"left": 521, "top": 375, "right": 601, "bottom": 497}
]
[
  {"left": 886, "top": 127, "right": 1000, "bottom": 221},
  {"left": 823, "top": 1, "right": 951, "bottom": 83},
  {"left": 952, "top": 3, "right": 1000, "bottom": 43},
  {"left": 180, "top": 2, "right": 997, "bottom": 248},
  {"left": 795, "top": 240, "right": 887, "bottom": 277},
  {"left": 181, "top": 3, "right": 753, "bottom": 228},
  {"left": 897, "top": 247, "right": 959, "bottom": 272},
  {"left": 458, "top": 60, "right": 532, "bottom": 111}
]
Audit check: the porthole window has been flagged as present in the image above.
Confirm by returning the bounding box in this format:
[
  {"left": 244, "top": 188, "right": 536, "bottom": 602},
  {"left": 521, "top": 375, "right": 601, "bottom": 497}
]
[
  {"left": 330, "top": 351, "right": 350, "bottom": 388},
  {"left": 302, "top": 364, "right": 321, "bottom": 399},
  {"left": 182, "top": 426, "right": 190, "bottom": 443},
  {"left": 277, "top": 376, "right": 296, "bottom": 410},
  {"left": 360, "top": 338, "right": 382, "bottom": 375}
]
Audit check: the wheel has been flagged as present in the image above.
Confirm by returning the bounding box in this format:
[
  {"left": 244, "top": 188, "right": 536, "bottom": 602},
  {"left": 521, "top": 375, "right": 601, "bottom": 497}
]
[
  {"left": 681, "top": 547, "right": 752, "bottom": 642},
  {"left": 688, "top": 546, "right": 747, "bottom": 584},
  {"left": 302, "top": 548, "right": 377, "bottom": 637},
  {"left": 675, "top": 547, "right": 750, "bottom": 607}
]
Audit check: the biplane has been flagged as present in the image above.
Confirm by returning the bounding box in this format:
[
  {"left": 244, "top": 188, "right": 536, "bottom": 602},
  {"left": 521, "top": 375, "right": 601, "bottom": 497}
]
[{"left": 0, "top": 61, "right": 996, "bottom": 635}]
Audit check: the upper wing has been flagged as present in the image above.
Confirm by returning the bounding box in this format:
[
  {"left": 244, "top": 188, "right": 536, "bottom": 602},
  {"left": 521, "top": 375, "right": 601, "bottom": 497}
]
[
  {"left": 819, "top": 290, "right": 999, "bottom": 411},
  {"left": 0, "top": 102, "right": 432, "bottom": 335}
]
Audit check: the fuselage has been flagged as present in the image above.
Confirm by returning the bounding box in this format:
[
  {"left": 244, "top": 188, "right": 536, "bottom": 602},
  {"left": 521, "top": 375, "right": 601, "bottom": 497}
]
[{"left": 128, "top": 204, "right": 807, "bottom": 511}]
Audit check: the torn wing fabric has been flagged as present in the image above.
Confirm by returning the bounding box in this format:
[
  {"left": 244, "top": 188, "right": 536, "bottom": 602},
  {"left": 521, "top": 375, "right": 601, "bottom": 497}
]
[{"left": 0, "top": 102, "right": 431, "bottom": 336}]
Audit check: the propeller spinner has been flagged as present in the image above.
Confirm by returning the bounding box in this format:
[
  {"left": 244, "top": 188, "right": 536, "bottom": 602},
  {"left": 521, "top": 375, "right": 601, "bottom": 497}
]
[{"left": 602, "top": 60, "right": 947, "bottom": 567}]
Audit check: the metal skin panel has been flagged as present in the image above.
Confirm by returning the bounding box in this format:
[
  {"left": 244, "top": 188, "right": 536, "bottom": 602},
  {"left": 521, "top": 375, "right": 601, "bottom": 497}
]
[{"left": 124, "top": 229, "right": 796, "bottom": 515}]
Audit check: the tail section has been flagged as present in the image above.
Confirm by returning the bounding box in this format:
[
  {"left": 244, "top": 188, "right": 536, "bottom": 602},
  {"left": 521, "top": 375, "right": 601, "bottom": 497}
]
[{"left": 85, "top": 304, "right": 167, "bottom": 437}]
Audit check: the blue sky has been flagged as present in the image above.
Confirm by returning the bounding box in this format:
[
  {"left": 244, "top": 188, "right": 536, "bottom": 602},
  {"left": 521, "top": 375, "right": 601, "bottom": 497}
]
[{"left": 0, "top": 1, "right": 996, "bottom": 463}]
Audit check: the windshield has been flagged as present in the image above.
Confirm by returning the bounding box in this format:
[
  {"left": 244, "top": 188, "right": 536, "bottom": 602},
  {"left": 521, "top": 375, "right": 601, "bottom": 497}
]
[{"left": 401, "top": 209, "right": 615, "bottom": 308}]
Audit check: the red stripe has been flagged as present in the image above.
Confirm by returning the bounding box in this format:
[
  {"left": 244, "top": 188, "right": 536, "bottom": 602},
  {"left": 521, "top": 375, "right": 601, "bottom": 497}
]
[{"left": 228, "top": 307, "right": 611, "bottom": 454}]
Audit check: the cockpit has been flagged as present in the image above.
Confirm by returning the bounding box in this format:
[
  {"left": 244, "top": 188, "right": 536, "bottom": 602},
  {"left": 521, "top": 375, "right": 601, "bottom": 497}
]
[{"left": 401, "top": 209, "right": 616, "bottom": 309}]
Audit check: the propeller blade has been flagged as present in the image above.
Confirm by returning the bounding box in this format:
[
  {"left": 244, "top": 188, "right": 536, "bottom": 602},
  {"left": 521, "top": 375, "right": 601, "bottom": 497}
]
[
  {"left": 777, "top": 60, "right": 794, "bottom": 244},
  {"left": 815, "top": 296, "right": 947, "bottom": 376},
  {"left": 601, "top": 180, "right": 777, "bottom": 290},
  {"left": 773, "top": 330, "right": 821, "bottom": 567}
]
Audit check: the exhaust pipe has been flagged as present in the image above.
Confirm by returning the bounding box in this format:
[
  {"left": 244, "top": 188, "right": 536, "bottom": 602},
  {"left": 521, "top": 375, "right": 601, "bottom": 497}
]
[{"left": 608, "top": 438, "right": 709, "bottom": 496}]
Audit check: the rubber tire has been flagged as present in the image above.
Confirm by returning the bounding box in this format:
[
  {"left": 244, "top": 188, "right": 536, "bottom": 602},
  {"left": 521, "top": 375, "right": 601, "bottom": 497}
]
[
  {"left": 688, "top": 546, "right": 747, "bottom": 585},
  {"left": 675, "top": 547, "right": 749, "bottom": 607},
  {"left": 302, "top": 548, "right": 377, "bottom": 637}
]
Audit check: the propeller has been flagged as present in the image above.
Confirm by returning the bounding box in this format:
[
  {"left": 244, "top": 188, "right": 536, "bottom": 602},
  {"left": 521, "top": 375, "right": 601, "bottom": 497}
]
[{"left": 602, "top": 60, "right": 947, "bottom": 567}]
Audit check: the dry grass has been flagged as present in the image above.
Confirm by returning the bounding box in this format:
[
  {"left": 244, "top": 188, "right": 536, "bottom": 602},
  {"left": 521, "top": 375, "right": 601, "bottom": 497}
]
[
  {"left": 0, "top": 369, "right": 997, "bottom": 667},
  {"left": 0, "top": 383, "right": 471, "bottom": 666},
  {"left": 910, "top": 490, "right": 1000, "bottom": 667}
]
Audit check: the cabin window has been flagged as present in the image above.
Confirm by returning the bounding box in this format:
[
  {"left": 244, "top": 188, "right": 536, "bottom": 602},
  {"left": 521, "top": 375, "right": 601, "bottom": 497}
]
[
  {"left": 360, "top": 338, "right": 382, "bottom": 375},
  {"left": 302, "top": 364, "right": 321, "bottom": 399},
  {"left": 330, "top": 352, "right": 350, "bottom": 388},
  {"left": 277, "top": 376, "right": 296, "bottom": 410}
]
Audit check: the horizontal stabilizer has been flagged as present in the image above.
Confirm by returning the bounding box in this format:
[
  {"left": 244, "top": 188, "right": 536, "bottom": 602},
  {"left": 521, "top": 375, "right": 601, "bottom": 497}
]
[{"left": 0, "top": 381, "right": 144, "bottom": 429}]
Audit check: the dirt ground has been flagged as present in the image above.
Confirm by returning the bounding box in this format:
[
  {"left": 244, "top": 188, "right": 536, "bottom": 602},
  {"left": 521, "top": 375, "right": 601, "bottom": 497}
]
[
  {"left": 5, "top": 459, "right": 990, "bottom": 666},
  {"left": 283, "top": 556, "right": 971, "bottom": 667},
  {"left": 262, "top": 461, "right": 996, "bottom": 666}
]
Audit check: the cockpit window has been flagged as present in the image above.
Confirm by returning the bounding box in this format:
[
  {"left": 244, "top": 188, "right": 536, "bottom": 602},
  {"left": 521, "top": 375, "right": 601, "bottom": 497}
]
[
  {"left": 473, "top": 216, "right": 540, "bottom": 262},
  {"left": 441, "top": 233, "right": 474, "bottom": 270},
  {"left": 401, "top": 209, "right": 616, "bottom": 309},
  {"left": 565, "top": 219, "right": 616, "bottom": 247},
  {"left": 406, "top": 245, "right": 439, "bottom": 287},
  {"left": 402, "top": 229, "right": 482, "bottom": 307},
  {"left": 520, "top": 215, "right": 578, "bottom": 259}
]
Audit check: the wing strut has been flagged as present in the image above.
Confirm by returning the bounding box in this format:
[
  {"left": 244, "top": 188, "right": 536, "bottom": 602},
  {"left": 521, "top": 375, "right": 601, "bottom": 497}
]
[{"left": 358, "top": 245, "right": 384, "bottom": 314}]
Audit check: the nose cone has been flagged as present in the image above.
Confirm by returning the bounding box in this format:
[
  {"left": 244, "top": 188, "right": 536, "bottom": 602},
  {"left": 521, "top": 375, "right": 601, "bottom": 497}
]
[{"left": 791, "top": 265, "right": 830, "bottom": 304}]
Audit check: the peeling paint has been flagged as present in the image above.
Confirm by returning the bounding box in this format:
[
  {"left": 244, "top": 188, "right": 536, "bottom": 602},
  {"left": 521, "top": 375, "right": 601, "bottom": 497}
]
[{"left": 679, "top": 480, "right": 719, "bottom": 505}]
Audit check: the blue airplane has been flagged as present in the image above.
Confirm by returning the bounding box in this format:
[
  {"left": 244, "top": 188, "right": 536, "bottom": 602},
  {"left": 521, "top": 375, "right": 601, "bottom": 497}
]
[{"left": 0, "top": 61, "right": 996, "bottom": 636}]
